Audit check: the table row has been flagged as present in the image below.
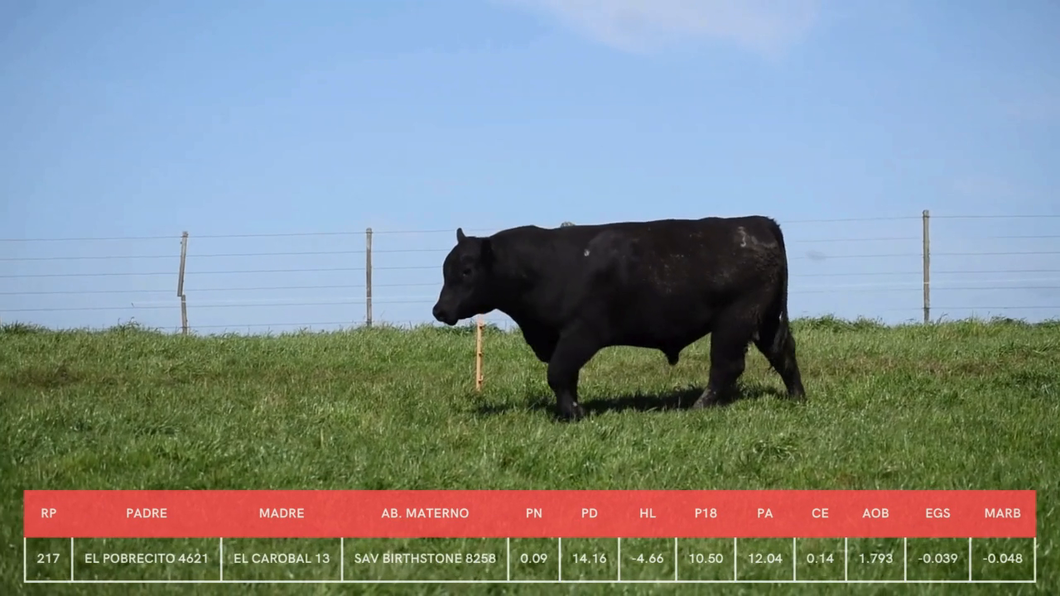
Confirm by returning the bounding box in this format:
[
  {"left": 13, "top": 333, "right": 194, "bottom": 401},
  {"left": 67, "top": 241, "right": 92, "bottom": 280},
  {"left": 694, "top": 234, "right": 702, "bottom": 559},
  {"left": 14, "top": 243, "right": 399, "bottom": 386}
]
[
  {"left": 25, "top": 536, "right": 1036, "bottom": 583},
  {"left": 25, "top": 489, "right": 1036, "bottom": 538}
]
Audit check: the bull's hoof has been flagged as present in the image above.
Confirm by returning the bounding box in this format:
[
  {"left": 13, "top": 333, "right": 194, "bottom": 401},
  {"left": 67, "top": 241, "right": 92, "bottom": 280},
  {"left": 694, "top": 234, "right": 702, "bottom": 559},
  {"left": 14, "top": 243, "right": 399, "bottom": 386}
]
[
  {"left": 559, "top": 403, "right": 586, "bottom": 421},
  {"left": 691, "top": 390, "right": 722, "bottom": 409}
]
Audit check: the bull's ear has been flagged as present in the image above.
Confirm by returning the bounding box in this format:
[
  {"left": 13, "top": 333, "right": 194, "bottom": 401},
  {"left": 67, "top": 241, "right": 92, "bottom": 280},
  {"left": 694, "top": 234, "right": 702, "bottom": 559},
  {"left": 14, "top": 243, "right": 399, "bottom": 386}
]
[
  {"left": 480, "top": 238, "right": 493, "bottom": 266},
  {"left": 456, "top": 228, "right": 466, "bottom": 243}
]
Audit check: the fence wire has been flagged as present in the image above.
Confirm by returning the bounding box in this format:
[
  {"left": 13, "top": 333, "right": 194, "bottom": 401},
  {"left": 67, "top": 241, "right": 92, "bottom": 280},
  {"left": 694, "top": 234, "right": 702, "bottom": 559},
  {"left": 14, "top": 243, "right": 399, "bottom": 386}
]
[{"left": 2, "top": 213, "right": 1058, "bottom": 334}]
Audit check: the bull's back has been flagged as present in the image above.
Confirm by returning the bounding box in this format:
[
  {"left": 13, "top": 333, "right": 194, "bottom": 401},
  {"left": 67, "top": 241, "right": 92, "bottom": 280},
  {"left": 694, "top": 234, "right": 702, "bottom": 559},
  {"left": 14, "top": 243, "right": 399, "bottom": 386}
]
[{"left": 582, "top": 217, "right": 783, "bottom": 296}]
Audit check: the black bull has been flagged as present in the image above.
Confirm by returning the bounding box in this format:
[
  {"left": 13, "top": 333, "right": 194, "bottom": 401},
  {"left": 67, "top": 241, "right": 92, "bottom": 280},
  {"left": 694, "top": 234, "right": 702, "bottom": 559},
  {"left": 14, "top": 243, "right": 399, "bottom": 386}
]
[{"left": 431, "top": 216, "right": 806, "bottom": 421}]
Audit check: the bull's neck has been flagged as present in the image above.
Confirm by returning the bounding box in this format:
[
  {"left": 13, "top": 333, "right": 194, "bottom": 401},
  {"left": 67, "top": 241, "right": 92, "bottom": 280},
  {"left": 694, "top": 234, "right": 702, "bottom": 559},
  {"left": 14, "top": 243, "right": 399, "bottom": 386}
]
[{"left": 487, "top": 236, "right": 545, "bottom": 326}]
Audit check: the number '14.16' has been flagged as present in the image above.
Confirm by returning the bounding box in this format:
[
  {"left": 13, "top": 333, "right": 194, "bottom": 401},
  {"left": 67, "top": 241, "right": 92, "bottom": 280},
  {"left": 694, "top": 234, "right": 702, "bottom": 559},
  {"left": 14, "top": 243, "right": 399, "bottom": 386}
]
[{"left": 571, "top": 553, "right": 607, "bottom": 564}]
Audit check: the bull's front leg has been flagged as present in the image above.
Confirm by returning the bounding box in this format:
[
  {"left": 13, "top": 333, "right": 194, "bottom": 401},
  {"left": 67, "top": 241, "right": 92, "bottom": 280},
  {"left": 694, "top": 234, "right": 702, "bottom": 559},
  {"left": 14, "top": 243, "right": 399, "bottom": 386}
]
[
  {"left": 545, "top": 333, "right": 599, "bottom": 421},
  {"left": 522, "top": 326, "right": 558, "bottom": 364}
]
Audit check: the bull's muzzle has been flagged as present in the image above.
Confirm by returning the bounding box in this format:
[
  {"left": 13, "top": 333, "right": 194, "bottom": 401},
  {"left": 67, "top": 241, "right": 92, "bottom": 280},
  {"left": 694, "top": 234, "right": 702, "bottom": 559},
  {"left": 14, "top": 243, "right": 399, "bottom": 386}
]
[{"left": 432, "top": 303, "right": 457, "bottom": 326}]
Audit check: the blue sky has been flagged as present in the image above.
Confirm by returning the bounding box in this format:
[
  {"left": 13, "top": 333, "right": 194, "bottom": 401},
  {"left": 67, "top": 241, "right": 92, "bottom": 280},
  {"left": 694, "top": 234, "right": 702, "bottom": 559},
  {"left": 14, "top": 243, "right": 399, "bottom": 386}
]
[{"left": 2, "top": 0, "right": 1058, "bottom": 333}]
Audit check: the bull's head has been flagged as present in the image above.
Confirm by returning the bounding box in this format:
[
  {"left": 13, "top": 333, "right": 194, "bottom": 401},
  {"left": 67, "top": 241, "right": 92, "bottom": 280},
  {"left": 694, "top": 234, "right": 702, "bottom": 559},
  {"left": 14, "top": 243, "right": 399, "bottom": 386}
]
[{"left": 432, "top": 228, "right": 495, "bottom": 326}]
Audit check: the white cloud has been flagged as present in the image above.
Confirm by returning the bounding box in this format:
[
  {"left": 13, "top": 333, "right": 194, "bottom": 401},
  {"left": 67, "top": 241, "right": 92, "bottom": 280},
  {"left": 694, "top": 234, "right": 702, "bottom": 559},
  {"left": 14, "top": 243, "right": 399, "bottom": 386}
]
[{"left": 500, "top": 0, "right": 825, "bottom": 57}]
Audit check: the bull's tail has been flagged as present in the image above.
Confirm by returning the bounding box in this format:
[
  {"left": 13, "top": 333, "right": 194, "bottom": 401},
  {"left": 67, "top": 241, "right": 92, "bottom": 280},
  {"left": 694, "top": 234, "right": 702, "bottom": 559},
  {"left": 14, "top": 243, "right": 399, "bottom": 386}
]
[
  {"left": 772, "top": 218, "right": 792, "bottom": 332},
  {"left": 759, "top": 218, "right": 805, "bottom": 398}
]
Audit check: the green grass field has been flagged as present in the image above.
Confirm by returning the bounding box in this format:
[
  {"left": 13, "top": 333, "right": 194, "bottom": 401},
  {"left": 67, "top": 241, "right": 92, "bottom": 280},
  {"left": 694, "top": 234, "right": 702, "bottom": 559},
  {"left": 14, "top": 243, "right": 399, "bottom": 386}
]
[{"left": 2, "top": 316, "right": 1058, "bottom": 595}]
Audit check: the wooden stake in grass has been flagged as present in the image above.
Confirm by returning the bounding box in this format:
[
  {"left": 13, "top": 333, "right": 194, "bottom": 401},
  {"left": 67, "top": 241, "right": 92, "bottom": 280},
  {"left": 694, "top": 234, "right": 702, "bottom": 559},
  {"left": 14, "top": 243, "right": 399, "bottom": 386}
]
[{"left": 475, "top": 316, "right": 484, "bottom": 391}]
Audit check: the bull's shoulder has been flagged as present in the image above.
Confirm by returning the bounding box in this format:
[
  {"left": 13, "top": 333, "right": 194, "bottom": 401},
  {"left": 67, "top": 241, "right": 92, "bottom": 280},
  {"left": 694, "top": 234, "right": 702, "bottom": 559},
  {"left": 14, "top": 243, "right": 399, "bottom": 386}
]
[{"left": 492, "top": 224, "right": 549, "bottom": 244}]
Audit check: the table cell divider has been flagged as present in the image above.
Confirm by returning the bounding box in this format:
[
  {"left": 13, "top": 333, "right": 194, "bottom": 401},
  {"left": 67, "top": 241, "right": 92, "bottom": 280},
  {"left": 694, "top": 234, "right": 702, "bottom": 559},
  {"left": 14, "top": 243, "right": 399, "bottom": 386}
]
[
  {"left": 219, "top": 537, "right": 224, "bottom": 581},
  {"left": 733, "top": 537, "right": 738, "bottom": 582},
  {"left": 792, "top": 537, "right": 797, "bottom": 581},
  {"left": 340, "top": 537, "right": 345, "bottom": 582},
  {"left": 968, "top": 537, "right": 973, "bottom": 581},
  {"left": 505, "top": 537, "right": 510, "bottom": 582},
  {"left": 673, "top": 537, "right": 678, "bottom": 581},
  {"left": 616, "top": 537, "right": 621, "bottom": 581},
  {"left": 844, "top": 537, "right": 848, "bottom": 581},
  {"left": 557, "top": 536, "right": 562, "bottom": 582},
  {"left": 70, "top": 537, "right": 74, "bottom": 582},
  {"left": 903, "top": 537, "right": 907, "bottom": 581}
]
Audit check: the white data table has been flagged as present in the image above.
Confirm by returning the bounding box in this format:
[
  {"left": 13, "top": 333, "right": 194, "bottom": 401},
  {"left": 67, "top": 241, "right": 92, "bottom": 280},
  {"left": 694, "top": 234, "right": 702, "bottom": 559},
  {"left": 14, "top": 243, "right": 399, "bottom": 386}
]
[{"left": 24, "top": 536, "right": 1038, "bottom": 584}]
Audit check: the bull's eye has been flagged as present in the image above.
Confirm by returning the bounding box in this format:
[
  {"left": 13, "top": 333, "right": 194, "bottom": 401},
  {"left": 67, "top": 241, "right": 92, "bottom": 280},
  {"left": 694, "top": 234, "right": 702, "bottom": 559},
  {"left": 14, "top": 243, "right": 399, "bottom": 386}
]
[{"left": 462, "top": 267, "right": 473, "bottom": 278}]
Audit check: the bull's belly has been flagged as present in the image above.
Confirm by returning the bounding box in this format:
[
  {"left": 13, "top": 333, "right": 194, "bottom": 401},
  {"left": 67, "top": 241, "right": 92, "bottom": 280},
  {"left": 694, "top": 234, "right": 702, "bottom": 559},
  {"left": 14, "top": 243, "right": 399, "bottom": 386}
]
[{"left": 605, "top": 297, "right": 716, "bottom": 351}]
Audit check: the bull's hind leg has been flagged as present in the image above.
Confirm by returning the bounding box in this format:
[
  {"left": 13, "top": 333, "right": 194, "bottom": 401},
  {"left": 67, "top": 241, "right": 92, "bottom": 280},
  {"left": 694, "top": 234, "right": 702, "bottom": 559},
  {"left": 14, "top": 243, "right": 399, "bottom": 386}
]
[
  {"left": 753, "top": 315, "right": 806, "bottom": 400},
  {"left": 693, "top": 320, "right": 753, "bottom": 409},
  {"left": 546, "top": 332, "right": 600, "bottom": 421}
]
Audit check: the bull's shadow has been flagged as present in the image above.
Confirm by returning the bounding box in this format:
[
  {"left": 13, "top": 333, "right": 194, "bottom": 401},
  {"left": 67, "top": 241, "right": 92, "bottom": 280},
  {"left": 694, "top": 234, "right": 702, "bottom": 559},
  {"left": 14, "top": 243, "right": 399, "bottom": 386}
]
[{"left": 472, "top": 382, "right": 787, "bottom": 418}]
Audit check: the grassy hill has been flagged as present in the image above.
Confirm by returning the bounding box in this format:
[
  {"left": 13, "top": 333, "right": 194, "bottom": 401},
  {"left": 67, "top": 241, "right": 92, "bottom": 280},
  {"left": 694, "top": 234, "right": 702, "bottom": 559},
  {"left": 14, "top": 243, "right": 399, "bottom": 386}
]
[{"left": 2, "top": 317, "right": 1057, "bottom": 594}]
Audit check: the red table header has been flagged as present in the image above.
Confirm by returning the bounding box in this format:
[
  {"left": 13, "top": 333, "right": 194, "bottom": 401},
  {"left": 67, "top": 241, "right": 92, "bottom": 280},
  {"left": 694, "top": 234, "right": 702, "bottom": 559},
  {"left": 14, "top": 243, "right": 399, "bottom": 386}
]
[{"left": 24, "top": 490, "right": 1035, "bottom": 539}]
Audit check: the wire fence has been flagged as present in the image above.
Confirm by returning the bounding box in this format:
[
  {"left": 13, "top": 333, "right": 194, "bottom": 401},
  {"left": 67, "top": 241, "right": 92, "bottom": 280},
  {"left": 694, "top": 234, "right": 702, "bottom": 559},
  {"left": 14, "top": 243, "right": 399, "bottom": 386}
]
[{"left": 2, "top": 211, "right": 1059, "bottom": 335}]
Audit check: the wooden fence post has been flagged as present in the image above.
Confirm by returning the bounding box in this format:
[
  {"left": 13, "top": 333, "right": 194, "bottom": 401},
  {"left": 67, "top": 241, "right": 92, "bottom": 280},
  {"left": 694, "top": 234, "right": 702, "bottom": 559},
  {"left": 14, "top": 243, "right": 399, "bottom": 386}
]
[
  {"left": 365, "top": 227, "right": 373, "bottom": 327},
  {"left": 475, "top": 315, "right": 484, "bottom": 391},
  {"left": 177, "top": 231, "right": 189, "bottom": 335},
  {"left": 922, "top": 210, "right": 930, "bottom": 324}
]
